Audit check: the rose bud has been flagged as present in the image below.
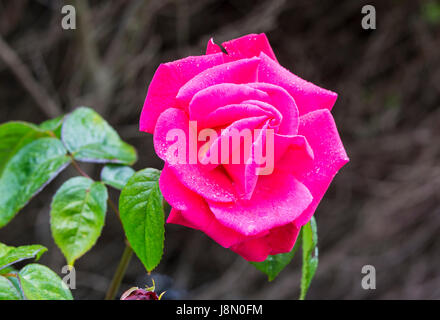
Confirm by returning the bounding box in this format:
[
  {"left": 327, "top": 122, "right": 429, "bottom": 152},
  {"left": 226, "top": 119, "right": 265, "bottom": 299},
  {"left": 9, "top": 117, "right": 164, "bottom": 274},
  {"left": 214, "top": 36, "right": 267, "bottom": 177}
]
[
  {"left": 120, "top": 288, "right": 158, "bottom": 300},
  {"left": 120, "top": 280, "right": 165, "bottom": 300}
]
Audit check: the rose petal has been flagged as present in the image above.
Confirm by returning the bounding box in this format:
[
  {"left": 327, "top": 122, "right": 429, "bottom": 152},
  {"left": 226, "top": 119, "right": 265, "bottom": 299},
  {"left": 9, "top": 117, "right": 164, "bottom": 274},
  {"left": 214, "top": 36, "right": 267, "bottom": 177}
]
[
  {"left": 274, "top": 134, "right": 315, "bottom": 175},
  {"left": 258, "top": 52, "right": 338, "bottom": 115},
  {"left": 176, "top": 58, "right": 260, "bottom": 108},
  {"left": 161, "top": 166, "right": 246, "bottom": 247},
  {"left": 201, "top": 115, "right": 267, "bottom": 166},
  {"left": 202, "top": 103, "right": 271, "bottom": 128},
  {"left": 206, "top": 33, "right": 277, "bottom": 62},
  {"left": 240, "top": 99, "right": 283, "bottom": 129},
  {"left": 230, "top": 235, "right": 271, "bottom": 262},
  {"left": 208, "top": 172, "right": 313, "bottom": 236},
  {"left": 267, "top": 223, "right": 301, "bottom": 255},
  {"left": 222, "top": 121, "right": 270, "bottom": 200},
  {"left": 154, "top": 108, "right": 236, "bottom": 202},
  {"left": 247, "top": 83, "right": 299, "bottom": 135},
  {"left": 167, "top": 208, "right": 197, "bottom": 229},
  {"left": 189, "top": 83, "right": 271, "bottom": 128},
  {"left": 230, "top": 223, "right": 300, "bottom": 262},
  {"left": 140, "top": 53, "right": 224, "bottom": 133},
  {"left": 293, "top": 109, "right": 349, "bottom": 227}
]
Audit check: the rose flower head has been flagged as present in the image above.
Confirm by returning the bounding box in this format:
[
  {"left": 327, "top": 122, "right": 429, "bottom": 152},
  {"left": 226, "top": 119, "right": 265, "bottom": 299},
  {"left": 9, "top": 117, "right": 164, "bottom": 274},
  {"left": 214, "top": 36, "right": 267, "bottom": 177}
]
[{"left": 140, "top": 33, "right": 349, "bottom": 262}]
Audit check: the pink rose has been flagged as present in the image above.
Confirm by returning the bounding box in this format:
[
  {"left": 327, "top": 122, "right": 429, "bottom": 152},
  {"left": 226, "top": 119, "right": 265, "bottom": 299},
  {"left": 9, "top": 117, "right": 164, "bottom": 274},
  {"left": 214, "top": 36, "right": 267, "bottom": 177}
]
[{"left": 140, "top": 33, "right": 349, "bottom": 262}]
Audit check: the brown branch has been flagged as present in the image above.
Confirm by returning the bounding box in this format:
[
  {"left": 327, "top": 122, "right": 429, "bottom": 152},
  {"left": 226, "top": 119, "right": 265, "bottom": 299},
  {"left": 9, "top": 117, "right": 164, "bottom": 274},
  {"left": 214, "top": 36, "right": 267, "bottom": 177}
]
[
  {"left": 73, "top": 0, "right": 114, "bottom": 116},
  {"left": 0, "top": 35, "right": 62, "bottom": 118}
]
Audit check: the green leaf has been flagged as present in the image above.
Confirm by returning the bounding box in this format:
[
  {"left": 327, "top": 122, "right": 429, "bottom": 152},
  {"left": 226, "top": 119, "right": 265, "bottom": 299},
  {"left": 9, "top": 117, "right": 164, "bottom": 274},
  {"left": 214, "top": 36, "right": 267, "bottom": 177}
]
[
  {"left": 0, "top": 265, "right": 23, "bottom": 296},
  {"left": 250, "top": 234, "right": 301, "bottom": 281},
  {"left": 0, "top": 121, "right": 53, "bottom": 175},
  {"left": 0, "top": 245, "right": 47, "bottom": 271},
  {"left": 0, "top": 275, "right": 22, "bottom": 300},
  {"left": 101, "top": 164, "right": 135, "bottom": 190},
  {"left": 119, "top": 168, "right": 164, "bottom": 272},
  {"left": 50, "top": 177, "right": 108, "bottom": 266},
  {"left": 0, "top": 266, "right": 15, "bottom": 276},
  {"left": 300, "top": 216, "right": 318, "bottom": 300},
  {"left": 40, "top": 116, "right": 64, "bottom": 139},
  {"left": 0, "top": 243, "right": 13, "bottom": 258},
  {"left": 62, "top": 107, "right": 137, "bottom": 165},
  {"left": 18, "top": 264, "right": 73, "bottom": 300},
  {"left": 2, "top": 269, "right": 23, "bottom": 299},
  {"left": 0, "top": 138, "right": 71, "bottom": 228}
]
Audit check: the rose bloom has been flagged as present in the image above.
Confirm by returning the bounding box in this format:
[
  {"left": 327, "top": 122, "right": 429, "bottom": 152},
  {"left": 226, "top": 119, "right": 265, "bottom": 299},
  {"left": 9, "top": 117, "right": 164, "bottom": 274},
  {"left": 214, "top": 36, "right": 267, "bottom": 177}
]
[{"left": 140, "top": 33, "right": 349, "bottom": 262}]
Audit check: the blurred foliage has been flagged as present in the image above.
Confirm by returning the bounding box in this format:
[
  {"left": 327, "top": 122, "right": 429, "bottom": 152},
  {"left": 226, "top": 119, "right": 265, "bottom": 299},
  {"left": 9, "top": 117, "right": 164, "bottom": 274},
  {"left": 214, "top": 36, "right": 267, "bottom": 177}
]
[{"left": 421, "top": 1, "right": 440, "bottom": 25}]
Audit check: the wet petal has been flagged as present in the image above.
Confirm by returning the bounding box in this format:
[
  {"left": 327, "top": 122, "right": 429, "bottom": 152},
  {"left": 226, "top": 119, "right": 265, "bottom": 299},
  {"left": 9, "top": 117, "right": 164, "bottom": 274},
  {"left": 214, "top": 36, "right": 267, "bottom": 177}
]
[
  {"left": 161, "top": 166, "right": 245, "bottom": 247},
  {"left": 176, "top": 58, "right": 260, "bottom": 108},
  {"left": 247, "top": 82, "right": 299, "bottom": 135},
  {"left": 140, "top": 53, "right": 224, "bottom": 133},
  {"left": 208, "top": 172, "right": 313, "bottom": 236},
  {"left": 293, "top": 109, "right": 349, "bottom": 227},
  {"left": 274, "top": 134, "right": 315, "bottom": 175},
  {"left": 258, "top": 52, "right": 338, "bottom": 115},
  {"left": 230, "top": 223, "right": 300, "bottom": 262},
  {"left": 189, "top": 84, "right": 270, "bottom": 126},
  {"left": 154, "top": 108, "right": 236, "bottom": 202},
  {"left": 206, "top": 33, "right": 277, "bottom": 62}
]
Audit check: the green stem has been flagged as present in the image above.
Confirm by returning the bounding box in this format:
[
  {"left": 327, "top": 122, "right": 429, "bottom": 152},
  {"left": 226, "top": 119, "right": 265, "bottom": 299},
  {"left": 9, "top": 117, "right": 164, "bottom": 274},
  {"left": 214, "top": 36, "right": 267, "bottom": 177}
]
[
  {"left": 105, "top": 244, "right": 133, "bottom": 300},
  {"left": 70, "top": 157, "right": 91, "bottom": 179},
  {"left": 108, "top": 198, "right": 123, "bottom": 225}
]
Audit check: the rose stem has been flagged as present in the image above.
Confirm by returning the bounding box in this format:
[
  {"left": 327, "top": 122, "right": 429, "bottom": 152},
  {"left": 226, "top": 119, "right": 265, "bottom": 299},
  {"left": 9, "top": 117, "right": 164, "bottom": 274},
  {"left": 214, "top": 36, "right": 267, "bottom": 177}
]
[{"left": 105, "top": 244, "right": 133, "bottom": 300}]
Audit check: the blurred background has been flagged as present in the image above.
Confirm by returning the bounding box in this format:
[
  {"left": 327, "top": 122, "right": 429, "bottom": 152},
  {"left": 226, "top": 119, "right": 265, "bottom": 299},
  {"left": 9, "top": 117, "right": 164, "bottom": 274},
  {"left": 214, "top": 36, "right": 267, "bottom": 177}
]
[{"left": 0, "top": 0, "right": 439, "bottom": 299}]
